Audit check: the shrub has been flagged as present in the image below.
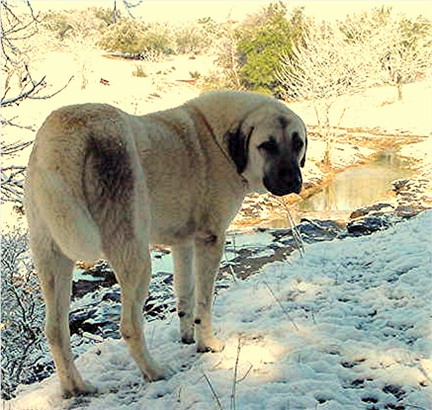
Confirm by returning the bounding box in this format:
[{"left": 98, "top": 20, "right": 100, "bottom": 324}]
[
  {"left": 1, "top": 226, "right": 48, "bottom": 399},
  {"left": 99, "top": 19, "right": 174, "bottom": 57},
  {"left": 235, "top": 3, "right": 305, "bottom": 96},
  {"left": 174, "top": 18, "right": 218, "bottom": 55},
  {"left": 99, "top": 18, "right": 148, "bottom": 55}
]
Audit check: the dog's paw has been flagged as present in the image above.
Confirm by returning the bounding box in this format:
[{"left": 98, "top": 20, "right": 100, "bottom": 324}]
[
  {"left": 62, "top": 381, "right": 97, "bottom": 398},
  {"left": 143, "top": 363, "right": 166, "bottom": 382},
  {"left": 181, "top": 330, "right": 195, "bottom": 345},
  {"left": 196, "top": 337, "right": 225, "bottom": 353},
  {"left": 181, "top": 336, "right": 195, "bottom": 345}
]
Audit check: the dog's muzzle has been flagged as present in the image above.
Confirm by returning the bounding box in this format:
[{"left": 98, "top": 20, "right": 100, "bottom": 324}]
[{"left": 263, "top": 169, "right": 302, "bottom": 196}]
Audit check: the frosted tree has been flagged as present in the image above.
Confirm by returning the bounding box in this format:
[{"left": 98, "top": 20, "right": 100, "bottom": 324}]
[
  {"left": 1, "top": 226, "right": 47, "bottom": 399},
  {"left": 341, "top": 8, "right": 432, "bottom": 101},
  {"left": 375, "top": 16, "right": 431, "bottom": 100},
  {"left": 277, "top": 22, "right": 374, "bottom": 164}
]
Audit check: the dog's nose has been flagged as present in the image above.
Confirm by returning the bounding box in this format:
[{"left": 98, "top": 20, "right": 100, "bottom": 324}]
[{"left": 278, "top": 167, "right": 302, "bottom": 186}]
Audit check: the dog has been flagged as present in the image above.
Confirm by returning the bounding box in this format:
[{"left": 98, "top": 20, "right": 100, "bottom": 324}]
[{"left": 25, "top": 90, "right": 307, "bottom": 397}]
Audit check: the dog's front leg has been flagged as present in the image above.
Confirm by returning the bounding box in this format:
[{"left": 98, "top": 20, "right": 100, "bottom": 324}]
[{"left": 193, "top": 234, "right": 225, "bottom": 352}]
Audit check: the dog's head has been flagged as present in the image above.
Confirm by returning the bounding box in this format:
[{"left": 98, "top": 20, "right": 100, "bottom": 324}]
[{"left": 225, "top": 105, "right": 307, "bottom": 196}]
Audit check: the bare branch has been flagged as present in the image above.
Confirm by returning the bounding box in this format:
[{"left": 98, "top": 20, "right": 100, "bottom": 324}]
[
  {"left": 202, "top": 372, "right": 224, "bottom": 410},
  {"left": 0, "top": 117, "right": 36, "bottom": 131},
  {"left": 28, "top": 74, "right": 74, "bottom": 101},
  {"left": 0, "top": 74, "right": 46, "bottom": 107}
]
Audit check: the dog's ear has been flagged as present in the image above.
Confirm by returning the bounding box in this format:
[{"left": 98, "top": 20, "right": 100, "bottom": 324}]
[
  {"left": 300, "top": 126, "right": 308, "bottom": 168},
  {"left": 225, "top": 122, "right": 254, "bottom": 174}
]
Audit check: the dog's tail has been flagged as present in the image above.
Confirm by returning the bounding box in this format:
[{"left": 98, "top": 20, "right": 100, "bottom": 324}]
[
  {"left": 25, "top": 109, "right": 102, "bottom": 262},
  {"left": 29, "top": 167, "right": 102, "bottom": 262}
]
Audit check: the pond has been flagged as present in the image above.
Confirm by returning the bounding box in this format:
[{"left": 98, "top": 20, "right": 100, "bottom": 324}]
[
  {"left": 261, "top": 151, "right": 412, "bottom": 228},
  {"left": 300, "top": 151, "right": 411, "bottom": 214}
]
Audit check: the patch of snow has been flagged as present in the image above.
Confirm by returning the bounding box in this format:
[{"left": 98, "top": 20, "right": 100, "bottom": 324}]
[{"left": 8, "top": 210, "right": 432, "bottom": 410}]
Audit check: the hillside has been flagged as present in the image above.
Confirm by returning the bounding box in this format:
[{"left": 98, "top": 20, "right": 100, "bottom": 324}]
[{"left": 9, "top": 210, "right": 432, "bottom": 410}]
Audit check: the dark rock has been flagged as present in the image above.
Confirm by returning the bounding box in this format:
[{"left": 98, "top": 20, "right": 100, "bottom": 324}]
[
  {"left": 270, "top": 219, "right": 345, "bottom": 245},
  {"left": 72, "top": 261, "right": 117, "bottom": 298},
  {"left": 102, "top": 291, "right": 121, "bottom": 302},
  {"left": 347, "top": 216, "right": 391, "bottom": 235},
  {"left": 392, "top": 179, "right": 409, "bottom": 192},
  {"left": 382, "top": 384, "right": 405, "bottom": 400},
  {"left": 69, "top": 308, "right": 98, "bottom": 335}
]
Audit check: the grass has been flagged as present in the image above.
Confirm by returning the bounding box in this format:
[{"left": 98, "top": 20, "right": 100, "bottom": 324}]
[{"left": 132, "top": 65, "right": 148, "bottom": 78}]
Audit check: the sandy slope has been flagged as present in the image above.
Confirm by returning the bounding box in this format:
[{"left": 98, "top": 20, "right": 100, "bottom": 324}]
[{"left": 4, "top": 52, "right": 430, "bottom": 229}]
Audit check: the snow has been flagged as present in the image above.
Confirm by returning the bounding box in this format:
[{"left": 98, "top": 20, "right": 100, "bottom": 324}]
[{"left": 7, "top": 210, "right": 432, "bottom": 409}]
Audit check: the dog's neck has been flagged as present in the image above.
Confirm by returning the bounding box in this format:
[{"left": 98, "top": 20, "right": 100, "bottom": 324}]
[{"left": 190, "top": 107, "right": 249, "bottom": 189}]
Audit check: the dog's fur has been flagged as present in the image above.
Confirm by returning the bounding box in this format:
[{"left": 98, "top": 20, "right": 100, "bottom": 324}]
[{"left": 25, "top": 91, "right": 307, "bottom": 396}]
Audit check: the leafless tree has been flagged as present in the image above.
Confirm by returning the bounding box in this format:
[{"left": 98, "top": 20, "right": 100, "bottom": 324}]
[
  {"left": 1, "top": 141, "right": 32, "bottom": 204},
  {"left": 278, "top": 21, "right": 374, "bottom": 164},
  {"left": 375, "top": 15, "right": 431, "bottom": 100},
  {"left": 214, "top": 20, "right": 243, "bottom": 89},
  {"left": 1, "top": 0, "right": 44, "bottom": 107},
  {"left": 340, "top": 8, "right": 432, "bottom": 101},
  {"left": 0, "top": 0, "right": 75, "bottom": 204},
  {"left": 113, "top": 0, "right": 144, "bottom": 21}
]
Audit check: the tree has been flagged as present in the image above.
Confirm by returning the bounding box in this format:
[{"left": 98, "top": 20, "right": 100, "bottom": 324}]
[
  {"left": 1, "top": 0, "right": 46, "bottom": 107},
  {"left": 236, "top": 2, "right": 305, "bottom": 96},
  {"left": 1, "top": 0, "right": 61, "bottom": 204},
  {"left": 278, "top": 21, "right": 374, "bottom": 164},
  {"left": 340, "top": 8, "right": 432, "bottom": 101},
  {"left": 174, "top": 18, "right": 218, "bottom": 55},
  {"left": 212, "top": 19, "right": 243, "bottom": 89},
  {"left": 379, "top": 15, "right": 432, "bottom": 100}
]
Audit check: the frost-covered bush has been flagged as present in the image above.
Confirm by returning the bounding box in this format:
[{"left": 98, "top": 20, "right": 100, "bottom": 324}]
[
  {"left": 1, "top": 226, "right": 50, "bottom": 400},
  {"left": 99, "top": 19, "right": 174, "bottom": 57},
  {"left": 174, "top": 18, "right": 218, "bottom": 55}
]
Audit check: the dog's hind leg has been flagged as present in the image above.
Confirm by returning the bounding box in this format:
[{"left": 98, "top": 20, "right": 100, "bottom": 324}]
[
  {"left": 104, "top": 239, "right": 165, "bottom": 382},
  {"left": 31, "top": 231, "right": 95, "bottom": 397},
  {"left": 193, "top": 234, "right": 225, "bottom": 353},
  {"left": 172, "top": 243, "right": 195, "bottom": 344}
]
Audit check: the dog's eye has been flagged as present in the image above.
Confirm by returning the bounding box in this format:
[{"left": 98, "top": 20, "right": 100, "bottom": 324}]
[
  {"left": 258, "top": 139, "right": 279, "bottom": 154},
  {"left": 292, "top": 132, "right": 303, "bottom": 152}
]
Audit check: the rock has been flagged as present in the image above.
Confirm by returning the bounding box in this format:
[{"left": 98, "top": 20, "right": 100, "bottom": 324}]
[
  {"left": 271, "top": 219, "right": 345, "bottom": 244},
  {"left": 350, "top": 203, "right": 395, "bottom": 219},
  {"left": 298, "top": 219, "right": 346, "bottom": 243},
  {"left": 72, "top": 260, "right": 117, "bottom": 299},
  {"left": 102, "top": 291, "right": 121, "bottom": 302},
  {"left": 347, "top": 216, "right": 391, "bottom": 235},
  {"left": 395, "top": 205, "right": 421, "bottom": 218},
  {"left": 392, "top": 179, "right": 409, "bottom": 192},
  {"left": 69, "top": 307, "right": 98, "bottom": 335}
]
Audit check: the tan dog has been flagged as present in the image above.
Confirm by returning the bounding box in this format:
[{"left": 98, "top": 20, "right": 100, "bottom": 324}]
[{"left": 25, "top": 91, "right": 307, "bottom": 396}]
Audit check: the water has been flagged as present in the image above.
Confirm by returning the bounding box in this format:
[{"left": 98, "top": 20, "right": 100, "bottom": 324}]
[{"left": 299, "top": 151, "right": 411, "bottom": 215}]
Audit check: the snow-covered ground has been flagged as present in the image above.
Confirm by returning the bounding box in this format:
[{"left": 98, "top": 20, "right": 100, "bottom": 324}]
[{"left": 8, "top": 210, "right": 432, "bottom": 410}]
